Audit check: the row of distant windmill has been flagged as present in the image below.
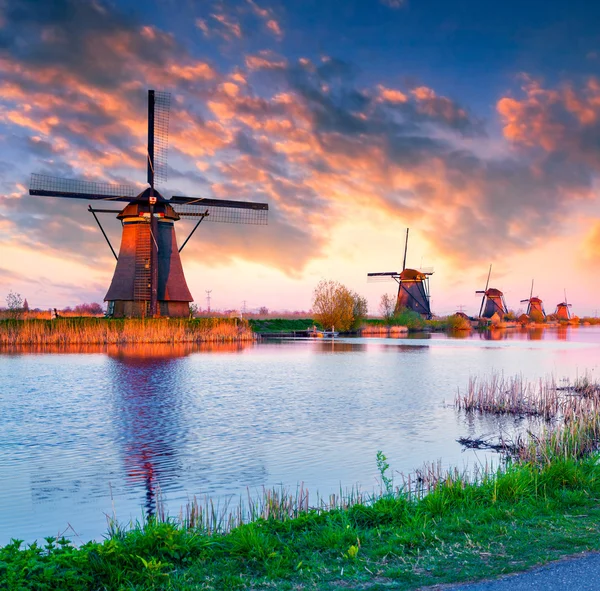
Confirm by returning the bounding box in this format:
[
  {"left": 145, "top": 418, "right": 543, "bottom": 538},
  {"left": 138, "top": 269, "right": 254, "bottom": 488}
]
[
  {"left": 367, "top": 230, "right": 575, "bottom": 321},
  {"left": 28, "top": 90, "right": 575, "bottom": 321}
]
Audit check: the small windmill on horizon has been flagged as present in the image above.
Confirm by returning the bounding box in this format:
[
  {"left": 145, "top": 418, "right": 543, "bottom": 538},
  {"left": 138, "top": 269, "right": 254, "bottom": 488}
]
[
  {"left": 367, "top": 228, "right": 434, "bottom": 319},
  {"left": 29, "top": 90, "right": 269, "bottom": 318},
  {"left": 520, "top": 279, "right": 546, "bottom": 319},
  {"left": 475, "top": 264, "right": 508, "bottom": 319},
  {"left": 555, "top": 289, "right": 573, "bottom": 320}
]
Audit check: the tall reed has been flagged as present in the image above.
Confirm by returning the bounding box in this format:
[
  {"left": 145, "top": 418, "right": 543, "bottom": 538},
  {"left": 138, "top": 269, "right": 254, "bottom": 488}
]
[{"left": 0, "top": 317, "right": 255, "bottom": 345}]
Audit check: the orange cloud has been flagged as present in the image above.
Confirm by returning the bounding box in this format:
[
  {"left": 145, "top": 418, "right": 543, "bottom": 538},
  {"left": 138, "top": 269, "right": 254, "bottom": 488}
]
[{"left": 497, "top": 76, "right": 600, "bottom": 161}]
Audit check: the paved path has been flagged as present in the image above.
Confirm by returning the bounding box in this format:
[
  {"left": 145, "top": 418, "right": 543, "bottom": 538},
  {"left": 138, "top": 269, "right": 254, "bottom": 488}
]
[{"left": 439, "top": 552, "right": 600, "bottom": 590}]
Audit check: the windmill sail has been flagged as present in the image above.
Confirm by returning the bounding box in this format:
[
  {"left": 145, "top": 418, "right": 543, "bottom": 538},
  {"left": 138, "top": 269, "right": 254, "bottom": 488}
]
[
  {"left": 147, "top": 90, "right": 170, "bottom": 187},
  {"left": 171, "top": 196, "right": 268, "bottom": 225},
  {"left": 30, "top": 174, "right": 137, "bottom": 202}
]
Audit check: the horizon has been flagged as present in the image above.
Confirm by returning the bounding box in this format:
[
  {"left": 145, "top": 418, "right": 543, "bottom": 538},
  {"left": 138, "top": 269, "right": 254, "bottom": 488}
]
[{"left": 1, "top": 0, "right": 600, "bottom": 317}]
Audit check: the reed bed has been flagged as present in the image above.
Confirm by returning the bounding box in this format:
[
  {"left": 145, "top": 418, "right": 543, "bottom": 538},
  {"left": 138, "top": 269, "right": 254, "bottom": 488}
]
[
  {"left": 456, "top": 371, "right": 600, "bottom": 465},
  {"left": 361, "top": 324, "right": 408, "bottom": 335},
  {"left": 456, "top": 373, "right": 562, "bottom": 418},
  {"left": 0, "top": 317, "right": 255, "bottom": 345}
]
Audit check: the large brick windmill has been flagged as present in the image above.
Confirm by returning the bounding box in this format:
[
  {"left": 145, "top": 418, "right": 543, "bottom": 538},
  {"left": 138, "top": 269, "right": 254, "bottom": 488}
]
[
  {"left": 30, "top": 90, "right": 268, "bottom": 318},
  {"left": 368, "top": 228, "right": 434, "bottom": 319}
]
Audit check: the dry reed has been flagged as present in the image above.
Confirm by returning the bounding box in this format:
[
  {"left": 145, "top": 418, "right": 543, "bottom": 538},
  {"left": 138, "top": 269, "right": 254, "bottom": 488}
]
[
  {"left": 456, "top": 371, "right": 600, "bottom": 465},
  {"left": 0, "top": 318, "right": 255, "bottom": 345}
]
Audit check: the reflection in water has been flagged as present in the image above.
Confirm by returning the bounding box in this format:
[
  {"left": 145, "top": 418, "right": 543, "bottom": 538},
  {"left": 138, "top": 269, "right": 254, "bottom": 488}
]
[
  {"left": 557, "top": 325, "right": 569, "bottom": 340},
  {"left": 106, "top": 342, "right": 252, "bottom": 518},
  {"left": 528, "top": 328, "right": 544, "bottom": 341},
  {"left": 108, "top": 346, "right": 189, "bottom": 517},
  {"left": 0, "top": 341, "right": 255, "bottom": 357}
]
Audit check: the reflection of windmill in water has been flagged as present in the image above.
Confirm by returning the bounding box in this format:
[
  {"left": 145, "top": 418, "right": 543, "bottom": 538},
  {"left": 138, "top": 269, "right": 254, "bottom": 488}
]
[
  {"left": 367, "top": 228, "right": 434, "bottom": 319},
  {"left": 29, "top": 90, "right": 269, "bottom": 318},
  {"left": 520, "top": 279, "right": 546, "bottom": 320},
  {"left": 108, "top": 345, "right": 191, "bottom": 518},
  {"left": 475, "top": 264, "right": 508, "bottom": 318},
  {"left": 555, "top": 290, "right": 573, "bottom": 320}
]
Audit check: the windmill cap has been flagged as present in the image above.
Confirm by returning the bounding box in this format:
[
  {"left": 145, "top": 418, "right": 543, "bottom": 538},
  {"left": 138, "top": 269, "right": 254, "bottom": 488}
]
[
  {"left": 485, "top": 288, "right": 504, "bottom": 296},
  {"left": 400, "top": 268, "right": 429, "bottom": 281}
]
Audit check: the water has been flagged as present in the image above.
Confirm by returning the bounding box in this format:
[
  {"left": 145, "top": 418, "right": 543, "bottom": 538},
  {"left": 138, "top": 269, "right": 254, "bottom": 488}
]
[{"left": 1, "top": 327, "right": 600, "bottom": 545}]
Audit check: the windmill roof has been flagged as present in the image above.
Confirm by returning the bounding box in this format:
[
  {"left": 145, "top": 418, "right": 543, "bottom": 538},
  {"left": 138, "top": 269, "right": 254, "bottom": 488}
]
[
  {"left": 400, "top": 268, "right": 427, "bottom": 281},
  {"left": 486, "top": 288, "right": 504, "bottom": 297}
]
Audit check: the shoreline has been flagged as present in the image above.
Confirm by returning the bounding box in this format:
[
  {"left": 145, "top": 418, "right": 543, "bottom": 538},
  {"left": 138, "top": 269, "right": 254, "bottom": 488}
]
[{"left": 3, "top": 454, "right": 600, "bottom": 590}]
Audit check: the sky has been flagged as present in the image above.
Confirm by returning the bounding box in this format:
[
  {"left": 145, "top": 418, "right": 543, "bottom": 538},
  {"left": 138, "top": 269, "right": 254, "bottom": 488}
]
[{"left": 1, "top": 0, "right": 600, "bottom": 316}]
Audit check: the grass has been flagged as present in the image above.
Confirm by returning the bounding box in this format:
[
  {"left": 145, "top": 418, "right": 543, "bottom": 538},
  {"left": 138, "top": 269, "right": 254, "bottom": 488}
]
[
  {"left": 3, "top": 456, "right": 600, "bottom": 590},
  {"left": 249, "top": 318, "right": 318, "bottom": 333},
  {"left": 0, "top": 317, "right": 255, "bottom": 345}
]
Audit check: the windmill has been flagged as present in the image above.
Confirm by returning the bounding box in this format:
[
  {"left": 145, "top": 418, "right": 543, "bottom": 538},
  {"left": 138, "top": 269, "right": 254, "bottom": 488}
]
[
  {"left": 475, "top": 265, "right": 508, "bottom": 319},
  {"left": 367, "top": 228, "right": 434, "bottom": 319},
  {"left": 29, "top": 90, "right": 268, "bottom": 318},
  {"left": 519, "top": 279, "right": 545, "bottom": 319},
  {"left": 555, "top": 289, "right": 572, "bottom": 320}
]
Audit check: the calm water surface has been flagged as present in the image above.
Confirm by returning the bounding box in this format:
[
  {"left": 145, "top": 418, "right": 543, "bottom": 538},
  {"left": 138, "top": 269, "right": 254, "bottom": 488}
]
[{"left": 1, "top": 327, "right": 600, "bottom": 545}]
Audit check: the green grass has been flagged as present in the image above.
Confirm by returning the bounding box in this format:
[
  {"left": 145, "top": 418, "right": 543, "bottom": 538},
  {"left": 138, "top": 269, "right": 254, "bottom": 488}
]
[
  {"left": 3, "top": 456, "right": 600, "bottom": 590},
  {"left": 249, "top": 318, "right": 318, "bottom": 333}
]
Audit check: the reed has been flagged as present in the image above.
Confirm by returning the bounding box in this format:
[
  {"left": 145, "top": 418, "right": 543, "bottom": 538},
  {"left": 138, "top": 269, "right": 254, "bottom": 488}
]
[
  {"left": 456, "top": 373, "right": 561, "bottom": 418},
  {"left": 0, "top": 317, "right": 255, "bottom": 345},
  {"left": 456, "top": 371, "right": 600, "bottom": 465}
]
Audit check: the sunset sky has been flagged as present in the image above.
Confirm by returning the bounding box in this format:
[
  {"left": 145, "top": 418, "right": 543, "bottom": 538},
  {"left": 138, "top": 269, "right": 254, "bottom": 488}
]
[{"left": 1, "top": 0, "right": 600, "bottom": 316}]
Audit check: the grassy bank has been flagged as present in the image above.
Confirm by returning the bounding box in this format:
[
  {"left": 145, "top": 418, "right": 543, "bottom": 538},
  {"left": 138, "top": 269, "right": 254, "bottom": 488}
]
[
  {"left": 3, "top": 455, "right": 600, "bottom": 590},
  {"left": 0, "top": 317, "right": 255, "bottom": 345},
  {"left": 249, "top": 318, "right": 317, "bottom": 333}
]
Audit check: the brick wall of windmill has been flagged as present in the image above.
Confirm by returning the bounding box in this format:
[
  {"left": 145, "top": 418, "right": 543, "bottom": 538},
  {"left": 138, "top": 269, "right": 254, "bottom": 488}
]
[{"left": 105, "top": 216, "right": 193, "bottom": 318}]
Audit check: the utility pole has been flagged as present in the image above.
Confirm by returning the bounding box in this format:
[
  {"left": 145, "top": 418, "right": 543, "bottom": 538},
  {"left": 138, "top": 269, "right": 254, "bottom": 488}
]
[{"left": 205, "top": 290, "right": 212, "bottom": 314}]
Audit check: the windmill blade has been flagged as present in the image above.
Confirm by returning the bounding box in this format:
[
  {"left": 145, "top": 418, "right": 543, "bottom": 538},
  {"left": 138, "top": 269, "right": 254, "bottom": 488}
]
[
  {"left": 367, "top": 272, "right": 399, "bottom": 283},
  {"left": 147, "top": 90, "right": 170, "bottom": 188},
  {"left": 30, "top": 174, "right": 137, "bottom": 202},
  {"left": 171, "top": 196, "right": 268, "bottom": 225},
  {"left": 484, "top": 264, "right": 492, "bottom": 292}
]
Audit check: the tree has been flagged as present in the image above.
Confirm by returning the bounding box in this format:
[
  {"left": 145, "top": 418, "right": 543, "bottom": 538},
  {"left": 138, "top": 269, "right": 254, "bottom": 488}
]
[
  {"left": 351, "top": 291, "right": 369, "bottom": 330},
  {"left": 23, "top": 298, "right": 29, "bottom": 312},
  {"left": 258, "top": 306, "right": 269, "bottom": 316},
  {"left": 312, "top": 280, "right": 355, "bottom": 332},
  {"left": 6, "top": 291, "right": 24, "bottom": 319},
  {"left": 379, "top": 293, "right": 396, "bottom": 325}
]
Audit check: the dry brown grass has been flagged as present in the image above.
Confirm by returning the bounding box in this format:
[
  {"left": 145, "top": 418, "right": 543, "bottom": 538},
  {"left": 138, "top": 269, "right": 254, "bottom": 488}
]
[{"left": 0, "top": 317, "right": 255, "bottom": 345}]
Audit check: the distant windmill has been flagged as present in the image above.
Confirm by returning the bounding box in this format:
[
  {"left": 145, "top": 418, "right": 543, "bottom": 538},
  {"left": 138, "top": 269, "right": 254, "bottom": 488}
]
[
  {"left": 520, "top": 279, "right": 546, "bottom": 319},
  {"left": 29, "top": 90, "right": 268, "bottom": 318},
  {"left": 555, "top": 289, "right": 573, "bottom": 320},
  {"left": 367, "top": 228, "right": 434, "bottom": 319},
  {"left": 475, "top": 264, "right": 508, "bottom": 318}
]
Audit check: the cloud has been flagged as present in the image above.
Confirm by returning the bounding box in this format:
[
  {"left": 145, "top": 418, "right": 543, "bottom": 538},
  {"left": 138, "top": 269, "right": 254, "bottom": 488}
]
[
  {"left": 380, "top": 0, "right": 407, "bottom": 8},
  {"left": 1, "top": 0, "right": 599, "bottom": 287},
  {"left": 197, "top": 13, "right": 243, "bottom": 41},
  {"left": 246, "top": 0, "right": 283, "bottom": 39}
]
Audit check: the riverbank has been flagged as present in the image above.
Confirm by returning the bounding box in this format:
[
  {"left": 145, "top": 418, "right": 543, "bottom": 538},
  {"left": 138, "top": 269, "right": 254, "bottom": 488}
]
[
  {"left": 2, "top": 454, "right": 600, "bottom": 590},
  {"left": 0, "top": 317, "right": 254, "bottom": 344}
]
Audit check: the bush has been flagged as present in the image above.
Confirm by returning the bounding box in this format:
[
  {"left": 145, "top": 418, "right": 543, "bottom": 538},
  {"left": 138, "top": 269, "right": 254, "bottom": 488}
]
[
  {"left": 392, "top": 307, "right": 426, "bottom": 330},
  {"left": 445, "top": 314, "right": 471, "bottom": 331},
  {"left": 529, "top": 309, "right": 545, "bottom": 323}
]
